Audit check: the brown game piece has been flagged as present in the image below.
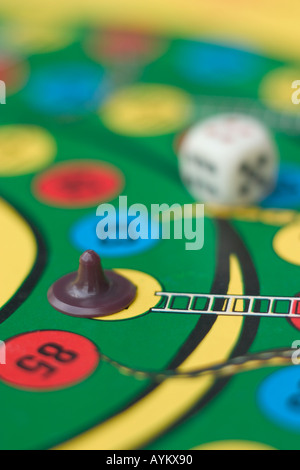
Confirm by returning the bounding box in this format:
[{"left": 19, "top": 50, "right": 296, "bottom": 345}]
[{"left": 47, "top": 250, "right": 137, "bottom": 318}]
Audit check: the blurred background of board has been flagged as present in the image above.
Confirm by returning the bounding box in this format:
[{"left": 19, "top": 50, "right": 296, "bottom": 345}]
[{"left": 0, "top": 0, "right": 300, "bottom": 60}]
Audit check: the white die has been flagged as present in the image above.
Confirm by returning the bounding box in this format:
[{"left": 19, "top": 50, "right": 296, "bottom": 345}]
[{"left": 178, "top": 114, "right": 279, "bottom": 206}]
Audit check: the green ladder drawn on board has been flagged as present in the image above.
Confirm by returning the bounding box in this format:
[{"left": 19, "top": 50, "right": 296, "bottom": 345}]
[{"left": 151, "top": 292, "right": 300, "bottom": 318}]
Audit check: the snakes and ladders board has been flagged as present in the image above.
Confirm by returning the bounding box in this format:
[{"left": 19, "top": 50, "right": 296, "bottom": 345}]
[{"left": 0, "top": 4, "right": 300, "bottom": 450}]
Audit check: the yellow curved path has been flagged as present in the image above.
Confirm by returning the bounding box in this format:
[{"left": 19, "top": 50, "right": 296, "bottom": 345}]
[
  {"left": 1, "top": 1, "right": 300, "bottom": 61},
  {"left": 0, "top": 198, "right": 37, "bottom": 310}
]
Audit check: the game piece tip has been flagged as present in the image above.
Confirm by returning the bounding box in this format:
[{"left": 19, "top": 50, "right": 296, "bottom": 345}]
[{"left": 80, "top": 249, "right": 101, "bottom": 264}]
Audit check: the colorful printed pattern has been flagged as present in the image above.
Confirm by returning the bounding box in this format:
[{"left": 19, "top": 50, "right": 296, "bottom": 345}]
[{"left": 0, "top": 19, "right": 300, "bottom": 451}]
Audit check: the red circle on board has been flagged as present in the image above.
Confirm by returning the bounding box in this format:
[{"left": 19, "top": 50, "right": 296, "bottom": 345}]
[
  {"left": 86, "top": 29, "right": 163, "bottom": 63},
  {"left": 33, "top": 160, "right": 124, "bottom": 208},
  {"left": 0, "top": 54, "right": 28, "bottom": 93},
  {"left": 0, "top": 330, "right": 100, "bottom": 391},
  {"left": 290, "top": 293, "right": 300, "bottom": 331}
]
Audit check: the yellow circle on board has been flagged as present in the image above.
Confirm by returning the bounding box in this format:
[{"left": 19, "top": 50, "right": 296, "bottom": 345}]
[
  {"left": 259, "top": 67, "right": 300, "bottom": 114},
  {"left": 273, "top": 221, "right": 300, "bottom": 266},
  {"left": 193, "top": 440, "right": 275, "bottom": 450},
  {"left": 100, "top": 84, "right": 192, "bottom": 136},
  {"left": 0, "top": 24, "right": 75, "bottom": 54},
  {"left": 94, "top": 269, "right": 162, "bottom": 321},
  {"left": 0, "top": 125, "right": 56, "bottom": 176}
]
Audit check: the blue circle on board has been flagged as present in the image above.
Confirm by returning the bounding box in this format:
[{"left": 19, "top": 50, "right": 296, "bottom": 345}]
[
  {"left": 71, "top": 211, "right": 160, "bottom": 258},
  {"left": 258, "top": 366, "right": 300, "bottom": 433},
  {"left": 261, "top": 164, "right": 300, "bottom": 209},
  {"left": 176, "top": 41, "right": 266, "bottom": 85},
  {"left": 25, "top": 62, "right": 109, "bottom": 115}
]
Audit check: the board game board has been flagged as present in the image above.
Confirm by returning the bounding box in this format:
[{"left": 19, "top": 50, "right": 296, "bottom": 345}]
[{"left": 1, "top": 7, "right": 300, "bottom": 450}]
